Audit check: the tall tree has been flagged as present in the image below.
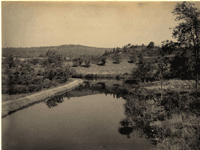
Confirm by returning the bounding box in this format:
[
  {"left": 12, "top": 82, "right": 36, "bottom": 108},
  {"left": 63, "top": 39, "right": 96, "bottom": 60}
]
[
  {"left": 154, "top": 45, "right": 170, "bottom": 100},
  {"left": 172, "top": 2, "right": 200, "bottom": 92},
  {"left": 133, "top": 57, "right": 154, "bottom": 83}
]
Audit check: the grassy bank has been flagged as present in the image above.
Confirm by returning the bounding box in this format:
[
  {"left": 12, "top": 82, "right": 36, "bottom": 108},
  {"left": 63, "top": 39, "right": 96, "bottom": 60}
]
[{"left": 2, "top": 79, "right": 84, "bottom": 118}]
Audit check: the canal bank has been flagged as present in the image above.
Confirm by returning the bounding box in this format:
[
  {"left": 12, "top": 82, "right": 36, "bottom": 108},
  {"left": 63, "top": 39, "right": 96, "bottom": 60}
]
[{"left": 2, "top": 79, "right": 84, "bottom": 118}]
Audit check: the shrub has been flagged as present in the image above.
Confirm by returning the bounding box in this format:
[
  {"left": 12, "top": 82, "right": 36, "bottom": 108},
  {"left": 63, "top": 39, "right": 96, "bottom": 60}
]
[
  {"left": 32, "top": 76, "right": 43, "bottom": 85},
  {"left": 28, "top": 85, "right": 38, "bottom": 93},
  {"left": 129, "top": 55, "right": 137, "bottom": 63},
  {"left": 42, "top": 78, "right": 52, "bottom": 88},
  {"left": 8, "top": 85, "right": 28, "bottom": 94},
  {"left": 112, "top": 53, "right": 121, "bottom": 64},
  {"left": 147, "top": 42, "right": 155, "bottom": 49},
  {"left": 37, "top": 69, "right": 44, "bottom": 76},
  {"left": 84, "top": 60, "right": 90, "bottom": 67},
  {"left": 72, "top": 58, "right": 82, "bottom": 67},
  {"left": 72, "top": 60, "right": 80, "bottom": 67},
  {"left": 30, "top": 58, "right": 40, "bottom": 65},
  {"left": 97, "top": 57, "right": 107, "bottom": 66}
]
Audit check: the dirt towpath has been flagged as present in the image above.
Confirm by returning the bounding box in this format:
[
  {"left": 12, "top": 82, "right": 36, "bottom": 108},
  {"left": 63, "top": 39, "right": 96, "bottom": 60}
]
[{"left": 2, "top": 79, "right": 84, "bottom": 118}]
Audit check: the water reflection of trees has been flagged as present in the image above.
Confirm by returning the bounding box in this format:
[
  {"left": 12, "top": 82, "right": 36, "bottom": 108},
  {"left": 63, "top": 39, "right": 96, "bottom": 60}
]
[
  {"left": 44, "top": 80, "right": 200, "bottom": 149},
  {"left": 119, "top": 90, "right": 200, "bottom": 150},
  {"left": 46, "top": 95, "right": 64, "bottom": 108}
]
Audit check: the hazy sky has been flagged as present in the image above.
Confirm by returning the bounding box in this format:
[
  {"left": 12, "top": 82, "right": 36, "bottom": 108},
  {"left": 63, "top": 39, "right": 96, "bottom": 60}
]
[{"left": 2, "top": 1, "right": 200, "bottom": 48}]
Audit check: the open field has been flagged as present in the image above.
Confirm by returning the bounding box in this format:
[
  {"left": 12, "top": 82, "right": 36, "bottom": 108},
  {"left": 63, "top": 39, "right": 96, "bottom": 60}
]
[{"left": 71, "top": 58, "right": 137, "bottom": 77}]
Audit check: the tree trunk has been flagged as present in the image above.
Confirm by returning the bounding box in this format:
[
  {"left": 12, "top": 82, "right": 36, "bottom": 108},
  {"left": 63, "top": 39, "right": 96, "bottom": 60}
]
[
  {"left": 160, "top": 71, "right": 163, "bottom": 101},
  {"left": 195, "top": 45, "right": 199, "bottom": 93},
  {"left": 197, "top": 74, "right": 198, "bottom": 92},
  {"left": 144, "top": 78, "right": 146, "bottom": 84}
]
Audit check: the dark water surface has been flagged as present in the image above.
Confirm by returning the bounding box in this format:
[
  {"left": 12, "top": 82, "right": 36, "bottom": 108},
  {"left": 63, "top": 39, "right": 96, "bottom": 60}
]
[{"left": 2, "top": 92, "right": 153, "bottom": 150}]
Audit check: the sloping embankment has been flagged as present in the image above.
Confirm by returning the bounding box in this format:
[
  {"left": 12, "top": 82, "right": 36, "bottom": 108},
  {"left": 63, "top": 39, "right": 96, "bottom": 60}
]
[{"left": 2, "top": 79, "right": 84, "bottom": 118}]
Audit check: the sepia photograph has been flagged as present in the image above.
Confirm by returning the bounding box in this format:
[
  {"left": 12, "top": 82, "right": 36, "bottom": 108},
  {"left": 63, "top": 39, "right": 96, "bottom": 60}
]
[{"left": 1, "top": 1, "right": 200, "bottom": 150}]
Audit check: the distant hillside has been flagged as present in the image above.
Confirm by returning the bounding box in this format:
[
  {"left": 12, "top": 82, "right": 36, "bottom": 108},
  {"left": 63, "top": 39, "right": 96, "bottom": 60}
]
[{"left": 2, "top": 44, "right": 112, "bottom": 58}]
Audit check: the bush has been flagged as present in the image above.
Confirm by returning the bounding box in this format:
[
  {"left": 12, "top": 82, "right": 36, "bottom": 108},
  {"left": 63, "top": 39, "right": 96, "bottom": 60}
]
[
  {"left": 32, "top": 76, "right": 43, "bottom": 85},
  {"left": 42, "top": 78, "right": 52, "bottom": 88},
  {"left": 129, "top": 55, "right": 137, "bottom": 63},
  {"left": 28, "top": 85, "right": 39, "bottom": 93},
  {"left": 72, "top": 60, "right": 80, "bottom": 67},
  {"left": 30, "top": 58, "right": 40, "bottom": 65},
  {"left": 72, "top": 58, "right": 82, "bottom": 67},
  {"left": 37, "top": 69, "right": 44, "bottom": 76},
  {"left": 8, "top": 85, "right": 28, "bottom": 94},
  {"left": 112, "top": 53, "right": 121, "bottom": 64},
  {"left": 97, "top": 56, "right": 107, "bottom": 66},
  {"left": 84, "top": 60, "right": 90, "bottom": 67},
  {"left": 147, "top": 42, "right": 154, "bottom": 49}
]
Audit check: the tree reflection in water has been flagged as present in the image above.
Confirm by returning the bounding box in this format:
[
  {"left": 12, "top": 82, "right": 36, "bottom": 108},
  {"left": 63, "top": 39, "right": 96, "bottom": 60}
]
[
  {"left": 44, "top": 80, "right": 200, "bottom": 149},
  {"left": 46, "top": 95, "right": 64, "bottom": 108}
]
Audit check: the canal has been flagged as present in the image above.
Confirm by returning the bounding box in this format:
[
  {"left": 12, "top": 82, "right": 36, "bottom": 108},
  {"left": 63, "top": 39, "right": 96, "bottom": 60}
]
[{"left": 2, "top": 79, "right": 153, "bottom": 150}]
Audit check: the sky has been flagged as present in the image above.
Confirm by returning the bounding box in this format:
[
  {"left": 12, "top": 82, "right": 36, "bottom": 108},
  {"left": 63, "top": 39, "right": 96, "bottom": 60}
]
[{"left": 2, "top": 1, "right": 200, "bottom": 48}]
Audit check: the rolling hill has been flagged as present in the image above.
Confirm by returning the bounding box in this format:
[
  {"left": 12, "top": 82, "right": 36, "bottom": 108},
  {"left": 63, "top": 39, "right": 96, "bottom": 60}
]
[{"left": 2, "top": 44, "right": 113, "bottom": 58}]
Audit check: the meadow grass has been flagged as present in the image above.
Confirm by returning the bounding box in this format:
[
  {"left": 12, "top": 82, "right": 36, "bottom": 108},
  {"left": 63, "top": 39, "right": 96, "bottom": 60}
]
[{"left": 71, "top": 59, "right": 136, "bottom": 76}]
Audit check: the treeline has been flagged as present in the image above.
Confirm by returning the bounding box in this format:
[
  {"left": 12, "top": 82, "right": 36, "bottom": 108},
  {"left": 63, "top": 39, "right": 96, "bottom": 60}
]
[
  {"left": 2, "top": 44, "right": 112, "bottom": 58},
  {"left": 2, "top": 50, "right": 76, "bottom": 95}
]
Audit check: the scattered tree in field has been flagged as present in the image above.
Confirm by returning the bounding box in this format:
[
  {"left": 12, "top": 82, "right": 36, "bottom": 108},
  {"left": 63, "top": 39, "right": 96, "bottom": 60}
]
[
  {"left": 97, "top": 56, "right": 107, "bottom": 66},
  {"left": 113, "top": 48, "right": 116, "bottom": 53},
  {"left": 103, "top": 50, "right": 110, "bottom": 56},
  {"left": 138, "top": 54, "right": 144, "bottom": 64},
  {"left": 72, "top": 58, "right": 81, "bottom": 67},
  {"left": 116, "top": 47, "right": 121, "bottom": 53},
  {"left": 129, "top": 54, "right": 137, "bottom": 63},
  {"left": 112, "top": 53, "right": 121, "bottom": 64},
  {"left": 84, "top": 60, "right": 90, "bottom": 67},
  {"left": 123, "top": 46, "right": 127, "bottom": 53},
  {"left": 147, "top": 42, "right": 155, "bottom": 49},
  {"left": 171, "top": 1, "right": 200, "bottom": 92}
]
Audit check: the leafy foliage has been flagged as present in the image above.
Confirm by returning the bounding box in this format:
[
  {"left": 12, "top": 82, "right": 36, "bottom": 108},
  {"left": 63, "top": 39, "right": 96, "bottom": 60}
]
[
  {"left": 147, "top": 42, "right": 155, "bottom": 49},
  {"left": 129, "top": 54, "right": 137, "bottom": 63},
  {"left": 2, "top": 50, "right": 75, "bottom": 95},
  {"left": 84, "top": 60, "right": 90, "bottom": 67},
  {"left": 132, "top": 57, "right": 154, "bottom": 83},
  {"left": 171, "top": 1, "right": 200, "bottom": 91},
  {"left": 112, "top": 53, "right": 121, "bottom": 64}
]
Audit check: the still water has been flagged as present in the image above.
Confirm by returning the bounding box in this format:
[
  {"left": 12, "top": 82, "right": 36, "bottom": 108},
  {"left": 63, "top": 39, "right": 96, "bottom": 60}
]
[{"left": 2, "top": 91, "right": 153, "bottom": 150}]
